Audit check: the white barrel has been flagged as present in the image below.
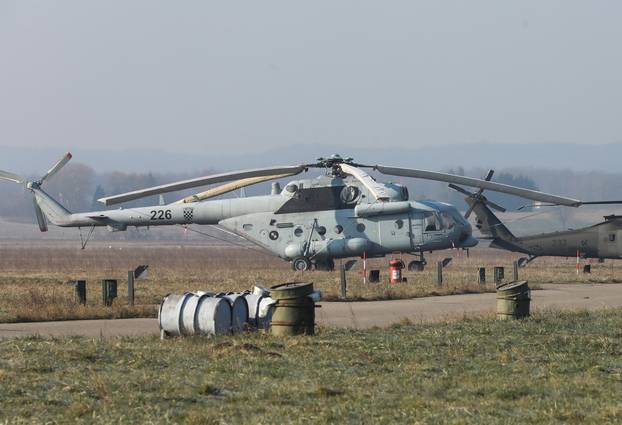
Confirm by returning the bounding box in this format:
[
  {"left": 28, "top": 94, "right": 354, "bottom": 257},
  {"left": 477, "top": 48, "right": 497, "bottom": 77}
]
[
  {"left": 195, "top": 295, "right": 232, "bottom": 335},
  {"left": 242, "top": 293, "right": 265, "bottom": 328},
  {"left": 159, "top": 293, "right": 193, "bottom": 337},
  {"left": 219, "top": 294, "right": 249, "bottom": 333},
  {"left": 180, "top": 293, "right": 200, "bottom": 336},
  {"left": 257, "top": 297, "right": 275, "bottom": 330}
]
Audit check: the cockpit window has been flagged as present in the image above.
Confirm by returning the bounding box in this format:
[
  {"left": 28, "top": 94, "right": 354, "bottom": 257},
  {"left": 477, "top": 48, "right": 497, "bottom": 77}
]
[
  {"left": 424, "top": 212, "right": 440, "bottom": 231},
  {"left": 425, "top": 211, "right": 456, "bottom": 231},
  {"left": 401, "top": 186, "right": 409, "bottom": 201},
  {"left": 440, "top": 212, "right": 456, "bottom": 230}
]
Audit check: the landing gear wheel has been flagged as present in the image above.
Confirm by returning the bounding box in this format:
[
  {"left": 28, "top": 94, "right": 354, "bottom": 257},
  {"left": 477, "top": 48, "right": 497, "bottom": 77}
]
[
  {"left": 408, "top": 260, "right": 426, "bottom": 272},
  {"left": 292, "top": 257, "right": 312, "bottom": 272}
]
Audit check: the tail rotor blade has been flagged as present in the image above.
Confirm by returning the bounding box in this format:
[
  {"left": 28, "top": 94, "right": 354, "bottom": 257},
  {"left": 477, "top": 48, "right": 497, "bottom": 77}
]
[
  {"left": 448, "top": 184, "right": 473, "bottom": 197},
  {"left": 40, "top": 152, "right": 72, "bottom": 183},
  {"left": 464, "top": 203, "right": 476, "bottom": 219},
  {"left": 0, "top": 170, "right": 24, "bottom": 184},
  {"left": 32, "top": 197, "right": 48, "bottom": 232}
]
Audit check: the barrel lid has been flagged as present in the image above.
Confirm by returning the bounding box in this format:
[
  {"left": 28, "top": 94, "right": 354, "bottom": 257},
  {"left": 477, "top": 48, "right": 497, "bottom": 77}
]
[
  {"left": 497, "top": 280, "right": 529, "bottom": 292},
  {"left": 270, "top": 282, "right": 313, "bottom": 299}
]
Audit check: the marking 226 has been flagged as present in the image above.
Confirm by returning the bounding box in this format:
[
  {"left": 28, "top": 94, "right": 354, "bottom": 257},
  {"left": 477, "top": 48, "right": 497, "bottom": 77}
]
[{"left": 150, "top": 209, "right": 172, "bottom": 220}]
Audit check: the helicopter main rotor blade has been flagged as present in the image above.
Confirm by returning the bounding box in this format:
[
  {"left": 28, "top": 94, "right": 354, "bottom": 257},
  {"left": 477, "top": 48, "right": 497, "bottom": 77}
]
[
  {"left": 0, "top": 170, "right": 24, "bottom": 184},
  {"left": 40, "top": 152, "right": 72, "bottom": 183},
  {"left": 575, "top": 201, "right": 622, "bottom": 206},
  {"left": 99, "top": 165, "right": 307, "bottom": 205},
  {"left": 519, "top": 200, "right": 622, "bottom": 210},
  {"left": 375, "top": 165, "right": 581, "bottom": 207},
  {"left": 340, "top": 163, "right": 390, "bottom": 201},
  {"left": 173, "top": 173, "right": 293, "bottom": 204}
]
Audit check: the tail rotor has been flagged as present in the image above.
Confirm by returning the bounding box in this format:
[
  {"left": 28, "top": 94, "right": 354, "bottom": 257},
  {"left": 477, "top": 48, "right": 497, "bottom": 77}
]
[
  {"left": 0, "top": 152, "right": 72, "bottom": 232},
  {"left": 449, "top": 169, "right": 507, "bottom": 219}
]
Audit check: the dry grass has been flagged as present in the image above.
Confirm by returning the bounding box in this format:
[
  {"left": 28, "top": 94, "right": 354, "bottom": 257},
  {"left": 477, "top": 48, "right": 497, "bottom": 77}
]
[
  {"left": 0, "top": 241, "right": 620, "bottom": 322},
  {"left": 0, "top": 309, "right": 621, "bottom": 424}
]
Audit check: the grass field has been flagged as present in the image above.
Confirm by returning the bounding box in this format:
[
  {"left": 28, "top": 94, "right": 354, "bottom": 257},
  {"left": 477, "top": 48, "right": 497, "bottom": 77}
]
[
  {"left": 0, "top": 309, "right": 620, "bottom": 424},
  {"left": 1, "top": 242, "right": 621, "bottom": 323}
]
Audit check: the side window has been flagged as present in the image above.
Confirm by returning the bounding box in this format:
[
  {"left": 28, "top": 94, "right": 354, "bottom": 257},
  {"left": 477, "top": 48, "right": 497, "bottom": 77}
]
[{"left": 609, "top": 233, "right": 616, "bottom": 242}]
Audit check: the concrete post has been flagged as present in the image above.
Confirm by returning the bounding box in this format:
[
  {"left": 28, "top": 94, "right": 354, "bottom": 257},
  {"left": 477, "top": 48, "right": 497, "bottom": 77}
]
[
  {"left": 127, "top": 271, "right": 135, "bottom": 307},
  {"left": 340, "top": 264, "right": 347, "bottom": 299}
]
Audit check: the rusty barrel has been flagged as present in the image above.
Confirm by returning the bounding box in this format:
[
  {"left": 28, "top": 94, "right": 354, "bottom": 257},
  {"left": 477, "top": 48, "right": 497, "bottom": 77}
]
[
  {"left": 496, "top": 280, "right": 530, "bottom": 320},
  {"left": 270, "top": 282, "right": 315, "bottom": 336}
]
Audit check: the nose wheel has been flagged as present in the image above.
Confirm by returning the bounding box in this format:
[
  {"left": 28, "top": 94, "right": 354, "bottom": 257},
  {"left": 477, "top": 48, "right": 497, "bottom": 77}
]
[{"left": 292, "top": 257, "right": 312, "bottom": 272}]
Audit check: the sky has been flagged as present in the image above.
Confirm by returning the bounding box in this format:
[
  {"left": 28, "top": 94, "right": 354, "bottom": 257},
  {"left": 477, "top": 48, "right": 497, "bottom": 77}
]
[{"left": 1, "top": 1, "right": 621, "bottom": 155}]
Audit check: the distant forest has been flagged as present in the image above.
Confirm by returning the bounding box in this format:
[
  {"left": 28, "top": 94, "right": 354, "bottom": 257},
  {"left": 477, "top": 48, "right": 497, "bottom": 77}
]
[{"left": 1, "top": 163, "right": 621, "bottom": 223}]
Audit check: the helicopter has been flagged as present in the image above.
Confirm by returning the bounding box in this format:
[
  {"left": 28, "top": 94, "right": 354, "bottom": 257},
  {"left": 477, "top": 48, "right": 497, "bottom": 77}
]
[
  {"left": 0, "top": 153, "right": 594, "bottom": 272},
  {"left": 449, "top": 171, "right": 622, "bottom": 266}
]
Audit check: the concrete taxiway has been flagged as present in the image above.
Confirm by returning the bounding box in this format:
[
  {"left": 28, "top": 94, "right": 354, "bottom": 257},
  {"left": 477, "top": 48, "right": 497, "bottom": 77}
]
[{"left": 0, "top": 283, "right": 621, "bottom": 339}]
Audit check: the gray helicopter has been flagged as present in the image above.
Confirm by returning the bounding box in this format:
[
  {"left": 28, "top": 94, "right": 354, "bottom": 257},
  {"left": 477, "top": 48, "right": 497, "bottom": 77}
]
[
  {"left": 0, "top": 153, "right": 592, "bottom": 271},
  {"left": 449, "top": 170, "right": 622, "bottom": 266}
]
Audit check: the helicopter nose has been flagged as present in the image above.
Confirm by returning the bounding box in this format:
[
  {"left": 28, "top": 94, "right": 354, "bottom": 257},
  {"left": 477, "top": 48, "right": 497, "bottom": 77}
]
[{"left": 457, "top": 223, "right": 478, "bottom": 247}]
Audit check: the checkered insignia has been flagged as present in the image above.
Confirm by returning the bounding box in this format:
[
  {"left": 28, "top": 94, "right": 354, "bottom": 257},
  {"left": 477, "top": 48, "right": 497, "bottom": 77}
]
[{"left": 183, "top": 207, "right": 194, "bottom": 222}]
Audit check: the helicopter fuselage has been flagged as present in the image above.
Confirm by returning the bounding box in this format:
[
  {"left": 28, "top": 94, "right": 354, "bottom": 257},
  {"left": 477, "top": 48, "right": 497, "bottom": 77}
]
[{"left": 34, "top": 174, "right": 477, "bottom": 269}]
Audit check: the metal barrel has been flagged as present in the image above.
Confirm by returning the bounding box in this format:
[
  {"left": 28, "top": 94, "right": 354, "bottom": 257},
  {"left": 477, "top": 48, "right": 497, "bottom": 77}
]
[
  {"left": 270, "top": 282, "right": 314, "bottom": 300},
  {"left": 270, "top": 282, "right": 315, "bottom": 336},
  {"left": 195, "top": 295, "right": 231, "bottom": 336},
  {"left": 496, "top": 280, "right": 530, "bottom": 320},
  {"left": 159, "top": 293, "right": 188, "bottom": 337},
  {"left": 242, "top": 293, "right": 265, "bottom": 329},
  {"left": 256, "top": 297, "right": 275, "bottom": 330},
  {"left": 180, "top": 292, "right": 200, "bottom": 336},
  {"left": 218, "top": 294, "right": 249, "bottom": 333}
]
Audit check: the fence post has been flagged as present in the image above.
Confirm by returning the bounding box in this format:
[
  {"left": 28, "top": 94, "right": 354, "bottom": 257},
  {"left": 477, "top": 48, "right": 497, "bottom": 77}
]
[
  {"left": 494, "top": 267, "right": 505, "bottom": 287},
  {"left": 127, "top": 271, "right": 135, "bottom": 307},
  {"left": 74, "top": 280, "right": 86, "bottom": 305},
  {"left": 340, "top": 264, "right": 347, "bottom": 299},
  {"left": 102, "top": 279, "right": 118, "bottom": 306},
  {"left": 437, "top": 261, "right": 443, "bottom": 286},
  {"left": 478, "top": 268, "right": 486, "bottom": 285}
]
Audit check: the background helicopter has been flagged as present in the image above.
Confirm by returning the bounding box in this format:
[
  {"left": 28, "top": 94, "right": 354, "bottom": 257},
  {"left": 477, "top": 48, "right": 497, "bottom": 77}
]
[
  {"left": 0, "top": 153, "right": 593, "bottom": 271},
  {"left": 449, "top": 171, "right": 622, "bottom": 266}
]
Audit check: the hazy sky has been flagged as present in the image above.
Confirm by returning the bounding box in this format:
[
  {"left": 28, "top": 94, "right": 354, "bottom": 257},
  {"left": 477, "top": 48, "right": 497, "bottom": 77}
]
[{"left": 1, "top": 1, "right": 621, "bottom": 154}]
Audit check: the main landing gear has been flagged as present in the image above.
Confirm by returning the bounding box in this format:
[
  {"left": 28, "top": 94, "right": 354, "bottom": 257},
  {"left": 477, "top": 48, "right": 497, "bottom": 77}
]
[
  {"left": 291, "top": 257, "right": 335, "bottom": 272},
  {"left": 292, "top": 257, "right": 312, "bottom": 272},
  {"left": 407, "top": 251, "right": 427, "bottom": 272}
]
